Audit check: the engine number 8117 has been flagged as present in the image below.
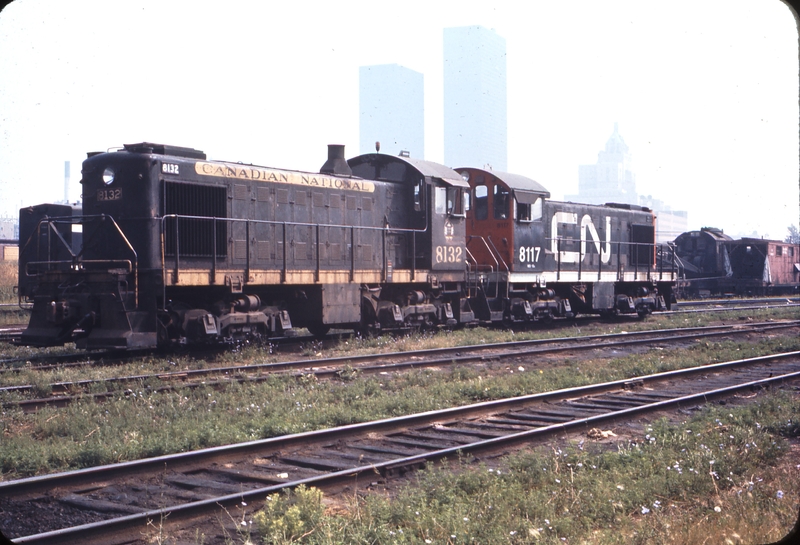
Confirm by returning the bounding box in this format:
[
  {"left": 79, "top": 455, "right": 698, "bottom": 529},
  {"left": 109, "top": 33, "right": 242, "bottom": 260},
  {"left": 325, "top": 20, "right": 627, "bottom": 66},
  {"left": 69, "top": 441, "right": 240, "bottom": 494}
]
[{"left": 519, "top": 246, "right": 541, "bottom": 263}]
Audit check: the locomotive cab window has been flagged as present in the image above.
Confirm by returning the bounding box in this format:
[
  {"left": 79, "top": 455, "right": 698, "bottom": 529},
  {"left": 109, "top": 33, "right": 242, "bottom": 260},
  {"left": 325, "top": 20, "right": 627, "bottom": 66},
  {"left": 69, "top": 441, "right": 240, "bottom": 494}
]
[
  {"left": 434, "top": 186, "right": 464, "bottom": 216},
  {"left": 446, "top": 187, "right": 465, "bottom": 216},
  {"left": 516, "top": 197, "right": 542, "bottom": 223},
  {"left": 435, "top": 187, "right": 446, "bottom": 214},
  {"left": 413, "top": 178, "right": 424, "bottom": 212},
  {"left": 474, "top": 185, "right": 488, "bottom": 220},
  {"left": 493, "top": 185, "right": 509, "bottom": 219}
]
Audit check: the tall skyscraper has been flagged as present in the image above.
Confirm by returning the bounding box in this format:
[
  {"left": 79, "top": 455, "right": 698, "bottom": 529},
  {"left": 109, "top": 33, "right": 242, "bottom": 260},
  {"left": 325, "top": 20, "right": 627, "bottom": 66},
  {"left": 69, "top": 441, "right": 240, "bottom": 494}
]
[
  {"left": 443, "top": 26, "right": 507, "bottom": 171},
  {"left": 359, "top": 64, "right": 424, "bottom": 158}
]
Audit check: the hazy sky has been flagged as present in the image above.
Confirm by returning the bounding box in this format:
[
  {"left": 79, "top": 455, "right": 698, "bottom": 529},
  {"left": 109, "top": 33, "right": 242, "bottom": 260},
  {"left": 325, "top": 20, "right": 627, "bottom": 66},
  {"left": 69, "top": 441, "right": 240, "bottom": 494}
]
[{"left": 0, "top": 0, "right": 797, "bottom": 240}]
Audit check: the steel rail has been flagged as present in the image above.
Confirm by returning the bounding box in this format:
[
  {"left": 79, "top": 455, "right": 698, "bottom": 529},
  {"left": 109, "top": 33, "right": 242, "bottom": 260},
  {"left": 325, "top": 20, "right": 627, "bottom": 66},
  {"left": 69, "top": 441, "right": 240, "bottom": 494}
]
[
  {"left": 3, "top": 321, "right": 798, "bottom": 411},
  {"left": 674, "top": 297, "right": 800, "bottom": 307},
  {"left": 7, "top": 352, "right": 800, "bottom": 544},
  {"left": 667, "top": 303, "right": 800, "bottom": 314}
]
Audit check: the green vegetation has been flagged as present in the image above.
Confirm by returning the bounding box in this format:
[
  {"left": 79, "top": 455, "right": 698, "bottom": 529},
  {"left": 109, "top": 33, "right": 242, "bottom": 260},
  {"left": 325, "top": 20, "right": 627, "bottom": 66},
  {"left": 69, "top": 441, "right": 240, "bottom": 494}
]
[
  {"left": 0, "top": 261, "right": 16, "bottom": 304},
  {"left": 227, "top": 392, "right": 799, "bottom": 544},
  {"left": 0, "top": 260, "right": 30, "bottom": 324},
  {"left": 1, "top": 331, "right": 799, "bottom": 480}
]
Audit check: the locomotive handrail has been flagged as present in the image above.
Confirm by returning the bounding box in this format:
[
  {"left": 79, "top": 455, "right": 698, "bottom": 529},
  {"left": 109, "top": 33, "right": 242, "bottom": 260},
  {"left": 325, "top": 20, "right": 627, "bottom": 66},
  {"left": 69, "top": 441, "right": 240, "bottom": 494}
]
[
  {"left": 160, "top": 214, "right": 432, "bottom": 290},
  {"left": 486, "top": 236, "right": 510, "bottom": 273},
  {"left": 25, "top": 259, "right": 132, "bottom": 274},
  {"left": 544, "top": 236, "right": 672, "bottom": 283},
  {"left": 485, "top": 236, "right": 510, "bottom": 298},
  {"left": 466, "top": 236, "right": 500, "bottom": 298},
  {"left": 466, "top": 235, "right": 499, "bottom": 272},
  {"left": 21, "top": 215, "right": 139, "bottom": 309},
  {"left": 17, "top": 215, "right": 74, "bottom": 308},
  {"left": 463, "top": 246, "right": 487, "bottom": 299},
  {"left": 84, "top": 215, "right": 140, "bottom": 309},
  {"left": 18, "top": 216, "right": 78, "bottom": 273}
]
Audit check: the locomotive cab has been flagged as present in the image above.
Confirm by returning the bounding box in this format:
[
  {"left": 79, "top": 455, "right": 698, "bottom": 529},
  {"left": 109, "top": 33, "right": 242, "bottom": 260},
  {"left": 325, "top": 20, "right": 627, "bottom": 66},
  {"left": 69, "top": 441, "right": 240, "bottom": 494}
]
[
  {"left": 458, "top": 167, "right": 674, "bottom": 323},
  {"left": 458, "top": 168, "right": 550, "bottom": 274},
  {"left": 348, "top": 153, "right": 475, "bottom": 331},
  {"left": 458, "top": 168, "right": 556, "bottom": 323}
]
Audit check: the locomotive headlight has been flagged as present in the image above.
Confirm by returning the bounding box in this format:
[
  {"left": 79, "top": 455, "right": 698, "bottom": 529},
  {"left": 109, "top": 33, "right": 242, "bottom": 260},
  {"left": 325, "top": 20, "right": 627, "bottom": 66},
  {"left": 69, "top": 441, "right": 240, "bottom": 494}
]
[{"left": 102, "top": 168, "right": 115, "bottom": 185}]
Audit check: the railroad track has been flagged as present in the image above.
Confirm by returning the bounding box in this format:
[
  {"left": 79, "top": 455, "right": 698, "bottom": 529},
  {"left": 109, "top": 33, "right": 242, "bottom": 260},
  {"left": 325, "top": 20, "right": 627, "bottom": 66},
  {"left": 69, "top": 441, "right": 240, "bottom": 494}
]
[
  {"left": 1, "top": 298, "right": 796, "bottom": 358},
  {"left": 674, "top": 296, "right": 800, "bottom": 308},
  {"left": 671, "top": 297, "right": 800, "bottom": 313},
  {"left": 0, "top": 323, "right": 25, "bottom": 343},
  {"left": 2, "top": 349, "right": 799, "bottom": 544},
  {"left": 3, "top": 320, "right": 798, "bottom": 412}
]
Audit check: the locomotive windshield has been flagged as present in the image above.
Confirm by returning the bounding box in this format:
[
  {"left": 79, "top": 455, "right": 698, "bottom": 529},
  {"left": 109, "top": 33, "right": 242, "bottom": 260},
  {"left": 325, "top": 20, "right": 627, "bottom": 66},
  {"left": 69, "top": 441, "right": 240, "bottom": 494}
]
[
  {"left": 474, "top": 184, "right": 488, "bottom": 220},
  {"left": 435, "top": 186, "right": 465, "bottom": 216},
  {"left": 516, "top": 197, "right": 542, "bottom": 222},
  {"left": 493, "top": 185, "right": 509, "bottom": 219}
]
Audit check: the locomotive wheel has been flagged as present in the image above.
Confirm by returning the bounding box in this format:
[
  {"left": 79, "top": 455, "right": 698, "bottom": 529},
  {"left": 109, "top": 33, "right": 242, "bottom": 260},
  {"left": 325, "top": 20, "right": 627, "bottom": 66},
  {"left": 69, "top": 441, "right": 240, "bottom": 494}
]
[{"left": 306, "top": 322, "right": 331, "bottom": 338}]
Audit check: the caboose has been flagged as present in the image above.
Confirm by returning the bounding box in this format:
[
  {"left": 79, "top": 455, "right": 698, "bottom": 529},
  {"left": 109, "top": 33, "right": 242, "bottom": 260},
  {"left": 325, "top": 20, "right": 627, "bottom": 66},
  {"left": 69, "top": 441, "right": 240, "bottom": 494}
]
[
  {"left": 18, "top": 143, "right": 474, "bottom": 349},
  {"left": 723, "top": 238, "right": 800, "bottom": 295},
  {"left": 457, "top": 167, "right": 675, "bottom": 322}
]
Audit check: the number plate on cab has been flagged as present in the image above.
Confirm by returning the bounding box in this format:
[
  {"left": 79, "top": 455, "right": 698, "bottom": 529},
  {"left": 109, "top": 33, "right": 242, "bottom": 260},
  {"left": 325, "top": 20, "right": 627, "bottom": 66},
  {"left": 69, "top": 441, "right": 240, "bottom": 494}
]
[{"left": 97, "top": 188, "right": 122, "bottom": 201}]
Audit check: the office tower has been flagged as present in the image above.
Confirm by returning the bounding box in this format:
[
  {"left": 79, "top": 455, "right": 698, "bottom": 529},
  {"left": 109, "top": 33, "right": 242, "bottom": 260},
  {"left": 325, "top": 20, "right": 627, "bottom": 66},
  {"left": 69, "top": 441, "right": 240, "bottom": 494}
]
[
  {"left": 443, "top": 25, "right": 507, "bottom": 171},
  {"left": 359, "top": 64, "right": 424, "bottom": 158}
]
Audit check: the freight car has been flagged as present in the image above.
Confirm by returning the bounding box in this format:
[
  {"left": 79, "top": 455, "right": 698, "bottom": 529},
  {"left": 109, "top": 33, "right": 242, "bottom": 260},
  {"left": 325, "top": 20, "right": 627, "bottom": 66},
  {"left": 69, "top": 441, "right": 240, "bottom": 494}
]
[
  {"left": 17, "top": 143, "right": 676, "bottom": 350},
  {"left": 672, "top": 229, "right": 800, "bottom": 297}
]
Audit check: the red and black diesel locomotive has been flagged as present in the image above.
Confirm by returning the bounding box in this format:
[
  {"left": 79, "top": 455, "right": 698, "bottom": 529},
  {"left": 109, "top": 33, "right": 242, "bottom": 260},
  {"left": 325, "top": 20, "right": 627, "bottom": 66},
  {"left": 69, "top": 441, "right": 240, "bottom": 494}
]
[{"left": 17, "top": 143, "right": 676, "bottom": 349}]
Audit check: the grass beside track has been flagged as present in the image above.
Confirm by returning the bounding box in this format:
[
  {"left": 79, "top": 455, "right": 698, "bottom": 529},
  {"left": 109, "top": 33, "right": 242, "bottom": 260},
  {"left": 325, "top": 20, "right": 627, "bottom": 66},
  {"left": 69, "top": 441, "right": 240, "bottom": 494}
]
[
  {"left": 1, "top": 321, "right": 799, "bottom": 479},
  {"left": 0, "top": 300, "right": 798, "bottom": 543},
  {"left": 232, "top": 391, "right": 800, "bottom": 545}
]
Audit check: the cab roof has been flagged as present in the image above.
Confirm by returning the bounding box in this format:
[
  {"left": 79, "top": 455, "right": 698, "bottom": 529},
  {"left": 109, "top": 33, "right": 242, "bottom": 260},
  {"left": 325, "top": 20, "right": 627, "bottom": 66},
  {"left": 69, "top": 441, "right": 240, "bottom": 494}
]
[
  {"left": 456, "top": 167, "right": 551, "bottom": 199},
  {"left": 349, "top": 153, "right": 469, "bottom": 187}
]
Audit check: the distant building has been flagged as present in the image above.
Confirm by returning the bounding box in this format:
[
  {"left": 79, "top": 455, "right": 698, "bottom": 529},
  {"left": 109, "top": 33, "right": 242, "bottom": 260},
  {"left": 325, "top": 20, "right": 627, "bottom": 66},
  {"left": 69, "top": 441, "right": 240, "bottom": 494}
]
[
  {"left": 638, "top": 195, "right": 689, "bottom": 243},
  {"left": 568, "top": 123, "right": 637, "bottom": 206},
  {"left": 566, "top": 123, "right": 688, "bottom": 243},
  {"left": 359, "top": 64, "right": 424, "bottom": 158},
  {"left": 443, "top": 25, "right": 507, "bottom": 170},
  {"left": 0, "top": 218, "right": 16, "bottom": 240}
]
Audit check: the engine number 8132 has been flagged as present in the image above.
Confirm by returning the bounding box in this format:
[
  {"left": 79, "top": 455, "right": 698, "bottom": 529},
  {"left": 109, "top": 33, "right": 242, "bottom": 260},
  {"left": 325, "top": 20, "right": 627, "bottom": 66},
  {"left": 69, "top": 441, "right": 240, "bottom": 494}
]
[
  {"left": 97, "top": 188, "right": 122, "bottom": 201},
  {"left": 435, "top": 245, "right": 463, "bottom": 263}
]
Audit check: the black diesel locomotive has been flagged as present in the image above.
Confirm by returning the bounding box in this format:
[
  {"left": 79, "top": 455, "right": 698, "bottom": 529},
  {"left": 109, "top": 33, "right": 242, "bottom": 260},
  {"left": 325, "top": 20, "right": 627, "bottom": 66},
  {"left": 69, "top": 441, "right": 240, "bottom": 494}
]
[
  {"left": 18, "top": 143, "right": 675, "bottom": 349},
  {"left": 673, "top": 228, "right": 800, "bottom": 297}
]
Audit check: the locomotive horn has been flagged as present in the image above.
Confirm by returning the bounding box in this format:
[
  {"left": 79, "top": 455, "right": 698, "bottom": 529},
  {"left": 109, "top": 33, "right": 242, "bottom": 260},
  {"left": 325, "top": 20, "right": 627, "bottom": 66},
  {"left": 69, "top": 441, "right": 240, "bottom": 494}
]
[{"left": 320, "top": 144, "right": 352, "bottom": 176}]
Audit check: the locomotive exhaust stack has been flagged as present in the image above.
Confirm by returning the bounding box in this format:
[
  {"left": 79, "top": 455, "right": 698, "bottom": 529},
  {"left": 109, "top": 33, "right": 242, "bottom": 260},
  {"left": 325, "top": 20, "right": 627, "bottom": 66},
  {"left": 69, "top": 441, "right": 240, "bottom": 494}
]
[{"left": 320, "top": 144, "right": 352, "bottom": 177}]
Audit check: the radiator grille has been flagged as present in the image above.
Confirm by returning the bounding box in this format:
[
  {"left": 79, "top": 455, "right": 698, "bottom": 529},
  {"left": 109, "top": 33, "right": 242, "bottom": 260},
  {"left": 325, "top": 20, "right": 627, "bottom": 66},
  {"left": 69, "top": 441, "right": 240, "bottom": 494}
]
[{"left": 165, "top": 182, "right": 227, "bottom": 257}]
